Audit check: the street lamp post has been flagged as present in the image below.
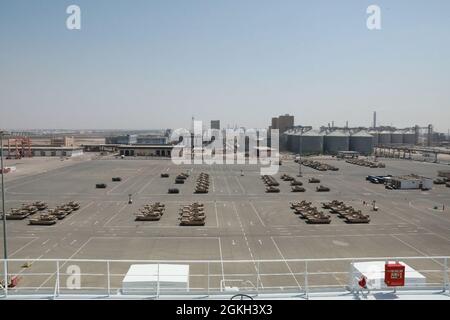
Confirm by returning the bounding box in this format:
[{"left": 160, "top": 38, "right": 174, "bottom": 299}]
[
  {"left": 1, "top": 131, "right": 8, "bottom": 295},
  {"left": 297, "top": 131, "right": 303, "bottom": 177}
]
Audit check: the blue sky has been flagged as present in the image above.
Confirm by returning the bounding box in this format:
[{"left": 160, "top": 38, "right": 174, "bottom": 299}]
[{"left": 1, "top": 0, "right": 449, "bottom": 131}]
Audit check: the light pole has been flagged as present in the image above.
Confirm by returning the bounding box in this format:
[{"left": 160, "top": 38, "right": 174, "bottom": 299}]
[
  {"left": 1, "top": 130, "right": 8, "bottom": 294},
  {"left": 297, "top": 131, "right": 303, "bottom": 177}
]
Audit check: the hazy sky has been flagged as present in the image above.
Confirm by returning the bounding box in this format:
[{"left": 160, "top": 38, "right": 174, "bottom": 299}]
[{"left": 1, "top": 0, "right": 449, "bottom": 132}]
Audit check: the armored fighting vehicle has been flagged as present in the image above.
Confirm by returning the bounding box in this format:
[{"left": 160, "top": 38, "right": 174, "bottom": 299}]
[
  {"left": 308, "top": 177, "right": 320, "bottom": 183},
  {"left": 316, "top": 185, "right": 330, "bottom": 192},
  {"left": 28, "top": 214, "right": 57, "bottom": 225}
]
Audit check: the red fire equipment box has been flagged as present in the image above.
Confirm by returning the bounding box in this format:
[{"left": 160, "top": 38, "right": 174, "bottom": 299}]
[{"left": 384, "top": 262, "right": 405, "bottom": 287}]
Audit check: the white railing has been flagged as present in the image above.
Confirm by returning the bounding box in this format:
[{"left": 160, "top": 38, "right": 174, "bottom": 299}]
[{"left": 1, "top": 256, "right": 449, "bottom": 299}]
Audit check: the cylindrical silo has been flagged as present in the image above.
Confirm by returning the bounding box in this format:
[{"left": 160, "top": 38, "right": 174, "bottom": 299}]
[
  {"left": 349, "top": 131, "right": 374, "bottom": 155},
  {"left": 378, "top": 131, "right": 392, "bottom": 145},
  {"left": 324, "top": 130, "right": 350, "bottom": 155},
  {"left": 291, "top": 131, "right": 300, "bottom": 153},
  {"left": 391, "top": 130, "right": 403, "bottom": 144},
  {"left": 369, "top": 130, "right": 379, "bottom": 146},
  {"left": 402, "top": 130, "right": 416, "bottom": 145},
  {"left": 298, "top": 129, "right": 324, "bottom": 155},
  {"left": 281, "top": 130, "right": 293, "bottom": 152}
]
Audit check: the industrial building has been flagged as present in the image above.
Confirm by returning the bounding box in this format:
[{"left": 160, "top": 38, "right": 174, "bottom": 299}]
[
  {"left": 324, "top": 130, "right": 350, "bottom": 155},
  {"left": 117, "top": 145, "right": 173, "bottom": 157},
  {"left": 136, "top": 135, "right": 168, "bottom": 145},
  {"left": 270, "top": 114, "right": 294, "bottom": 134},
  {"left": 389, "top": 175, "right": 433, "bottom": 190},
  {"left": 105, "top": 134, "right": 138, "bottom": 145},
  {"left": 349, "top": 131, "right": 374, "bottom": 155},
  {"left": 210, "top": 120, "right": 220, "bottom": 130},
  {"left": 280, "top": 124, "right": 430, "bottom": 156},
  {"left": 1, "top": 146, "right": 83, "bottom": 158},
  {"left": 50, "top": 136, "right": 75, "bottom": 147}
]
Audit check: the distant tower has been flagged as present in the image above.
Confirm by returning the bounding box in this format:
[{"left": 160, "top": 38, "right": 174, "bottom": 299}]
[
  {"left": 373, "top": 111, "right": 377, "bottom": 128},
  {"left": 427, "top": 124, "right": 433, "bottom": 147}
]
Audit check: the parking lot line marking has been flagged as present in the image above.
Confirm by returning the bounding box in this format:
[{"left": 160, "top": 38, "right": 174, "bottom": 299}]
[
  {"left": 42, "top": 239, "right": 50, "bottom": 246},
  {"left": 9, "top": 237, "right": 39, "bottom": 257},
  {"left": 104, "top": 203, "right": 128, "bottom": 226},
  {"left": 106, "top": 175, "right": 133, "bottom": 195},
  {"left": 235, "top": 176, "right": 246, "bottom": 194},
  {"left": 249, "top": 201, "right": 266, "bottom": 227},
  {"left": 390, "top": 234, "right": 446, "bottom": 267},
  {"left": 36, "top": 237, "right": 94, "bottom": 290},
  {"left": 218, "top": 237, "right": 225, "bottom": 284},
  {"left": 270, "top": 236, "right": 302, "bottom": 290}
]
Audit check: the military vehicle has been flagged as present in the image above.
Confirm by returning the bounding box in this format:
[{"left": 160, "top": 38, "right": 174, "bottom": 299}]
[
  {"left": 322, "top": 200, "right": 343, "bottom": 209},
  {"left": 175, "top": 178, "right": 185, "bottom": 184},
  {"left": 305, "top": 213, "right": 331, "bottom": 224},
  {"left": 179, "top": 203, "right": 206, "bottom": 226},
  {"left": 179, "top": 215, "right": 206, "bottom": 226},
  {"left": 261, "top": 175, "right": 279, "bottom": 187},
  {"left": 308, "top": 177, "right": 320, "bottom": 183},
  {"left": 29, "top": 214, "right": 57, "bottom": 225},
  {"left": 136, "top": 202, "right": 165, "bottom": 221},
  {"left": 194, "top": 172, "right": 210, "bottom": 193},
  {"left": 66, "top": 201, "right": 80, "bottom": 210},
  {"left": 434, "top": 178, "right": 446, "bottom": 185},
  {"left": 135, "top": 211, "right": 161, "bottom": 221},
  {"left": 446, "top": 182, "right": 450, "bottom": 188},
  {"left": 56, "top": 205, "right": 73, "bottom": 215},
  {"left": 281, "top": 174, "right": 294, "bottom": 181},
  {"left": 266, "top": 186, "right": 280, "bottom": 193},
  {"left": 168, "top": 188, "right": 180, "bottom": 194},
  {"left": 290, "top": 201, "right": 312, "bottom": 210},
  {"left": 31, "top": 201, "right": 48, "bottom": 211},
  {"left": 112, "top": 177, "right": 122, "bottom": 182},
  {"left": 2, "top": 209, "right": 30, "bottom": 220},
  {"left": 48, "top": 208, "right": 68, "bottom": 220},
  {"left": 316, "top": 185, "right": 330, "bottom": 192},
  {"left": 290, "top": 180, "right": 303, "bottom": 186},
  {"left": 291, "top": 186, "right": 306, "bottom": 192},
  {"left": 96, "top": 183, "right": 107, "bottom": 188},
  {"left": 161, "top": 173, "right": 170, "bottom": 178},
  {"left": 21, "top": 204, "right": 39, "bottom": 215},
  {"left": 344, "top": 213, "right": 371, "bottom": 224}
]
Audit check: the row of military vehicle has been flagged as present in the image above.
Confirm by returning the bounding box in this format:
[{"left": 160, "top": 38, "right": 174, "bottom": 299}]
[
  {"left": 280, "top": 174, "right": 329, "bottom": 192},
  {"left": 1, "top": 201, "right": 49, "bottom": 220},
  {"left": 290, "top": 200, "right": 370, "bottom": 224},
  {"left": 135, "top": 202, "right": 165, "bottom": 221},
  {"left": 1, "top": 201, "right": 81, "bottom": 225},
  {"left": 322, "top": 200, "right": 370, "bottom": 223},
  {"left": 290, "top": 201, "right": 331, "bottom": 224},
  {"left": 298, "top": 159, "right": 339, "bottom": 172},
  {"left": 96, "top": 176, "right": 123, "bottom": 189},
  {"left": 194, "top": 173, "right": 210, "bottom": 193},
  {"left": 346, "top": 158, "right": 386, "bottom": 168},
  {"left": 179, "top": 202, "right": 206, "bottom": 226},
  {"left": 433, "top": 177, "right": 450, "bottom": 188}
]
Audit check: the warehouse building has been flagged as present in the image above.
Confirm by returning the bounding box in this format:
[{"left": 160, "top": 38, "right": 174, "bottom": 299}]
[
  {"left": 136, "top": 135, "right": 168, "bottom": 145},
  {"left": 105, "top": 134, "right": 137, "bottom": 145},
  {"left": 117, "top": 145, "right": 173, "bottom": 157},
  {"left": 2, "top": 146, "right": 83, "bottom": 158},
  {"left": 389, "top": 175, "right": 433, "bottom": 190}
]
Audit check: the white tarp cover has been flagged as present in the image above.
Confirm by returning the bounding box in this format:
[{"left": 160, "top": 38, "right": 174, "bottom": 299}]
[
  {"left": 122, "top": 264, "right": 189, "bottom": 294},
  {"left": 350, "top": 261, "right": 426, "bottom": 290}
]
